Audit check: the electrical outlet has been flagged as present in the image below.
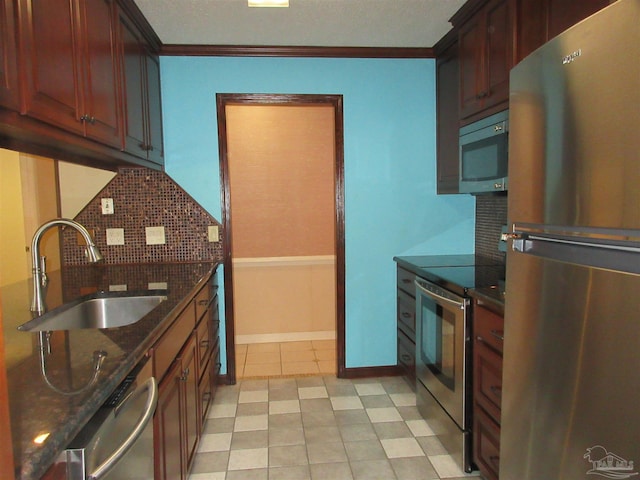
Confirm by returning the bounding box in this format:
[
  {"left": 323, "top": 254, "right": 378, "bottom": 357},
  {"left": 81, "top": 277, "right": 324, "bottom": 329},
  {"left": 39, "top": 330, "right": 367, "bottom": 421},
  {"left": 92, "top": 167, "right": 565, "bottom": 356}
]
[
  {"left": 106, "top": 228, "right": 125, "bottom": 245},
  {"left": 145, "top": 226, "right": 166, "bottom": 245},
  {"left": 101, "top": 198, "right": 114, "bottom": 215},
  {"left": 208, "top": 225, "right": 219, "bottom": 242}
]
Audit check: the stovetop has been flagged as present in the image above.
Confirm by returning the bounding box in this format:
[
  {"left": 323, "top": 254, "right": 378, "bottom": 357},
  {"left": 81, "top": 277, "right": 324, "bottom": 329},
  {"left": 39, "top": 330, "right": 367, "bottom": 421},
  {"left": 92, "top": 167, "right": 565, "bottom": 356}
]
[{"left": 394, "top": 254, "right": 506, "bottom": 297}]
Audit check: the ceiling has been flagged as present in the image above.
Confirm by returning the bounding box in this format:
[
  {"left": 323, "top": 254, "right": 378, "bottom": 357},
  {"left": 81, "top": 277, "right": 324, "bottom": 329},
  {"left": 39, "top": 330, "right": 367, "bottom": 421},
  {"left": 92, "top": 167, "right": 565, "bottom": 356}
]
[{"left": 132, "top": 0, "right": 467, "bottom": 48}]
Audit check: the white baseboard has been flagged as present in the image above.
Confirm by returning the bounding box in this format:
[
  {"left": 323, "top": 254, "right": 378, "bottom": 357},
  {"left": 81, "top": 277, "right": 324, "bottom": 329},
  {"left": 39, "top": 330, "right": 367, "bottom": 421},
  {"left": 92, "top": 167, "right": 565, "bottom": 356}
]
[{"left": 236, "top": 330, "right": 336, "bottom": 345}]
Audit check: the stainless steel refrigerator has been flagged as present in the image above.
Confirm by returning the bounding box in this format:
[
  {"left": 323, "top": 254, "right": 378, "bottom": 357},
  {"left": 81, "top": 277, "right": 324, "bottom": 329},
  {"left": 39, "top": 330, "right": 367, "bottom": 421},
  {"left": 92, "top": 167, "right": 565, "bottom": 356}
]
[{"left": 502, "top": 0, "right": 640, "bottom": 478}]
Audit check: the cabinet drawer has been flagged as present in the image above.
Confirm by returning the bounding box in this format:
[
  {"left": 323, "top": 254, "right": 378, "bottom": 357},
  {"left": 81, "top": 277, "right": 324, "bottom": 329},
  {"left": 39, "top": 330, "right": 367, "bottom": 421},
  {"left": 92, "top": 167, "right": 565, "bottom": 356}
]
[
  {"left": 474, "top": 338, "right": 503, "bottom": 424},
  {"left": 154, "top": 302, "right": 196, "bottom": 381},
  {"left": 196, "top": 311, "right": 212, "bottom": 379},
  {"left": 397, "top": 268, "right": 416, "bottom": 296},
  {"left": 473, "top": 406, "right": 501, "bottom": 480},
  {"left": 397, "top": 329, "right": 416, "bottom": 384},
  {"left": 474, "top": 305, "right": 504, "bottom": 354},
  {"left": 194, "top": 281, "right": 214, "bottom": 322},
  {"left": 198, "top": 356, "right": 213, "bottom": 431},
  {"left": 397, "top": 289, "right": 416, "bottom": 339}
]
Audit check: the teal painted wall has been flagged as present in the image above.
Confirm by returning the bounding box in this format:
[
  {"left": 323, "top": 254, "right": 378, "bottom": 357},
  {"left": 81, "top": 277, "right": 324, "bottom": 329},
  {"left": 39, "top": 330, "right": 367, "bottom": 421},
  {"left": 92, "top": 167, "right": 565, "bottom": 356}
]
[{"left": 160, "top": 56, "right": 475, "bottom": 372}]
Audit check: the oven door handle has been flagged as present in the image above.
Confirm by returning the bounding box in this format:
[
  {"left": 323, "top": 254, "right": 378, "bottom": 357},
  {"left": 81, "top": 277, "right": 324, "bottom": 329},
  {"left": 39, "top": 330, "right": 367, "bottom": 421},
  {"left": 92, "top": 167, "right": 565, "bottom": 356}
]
[{"left": 415, "top": 280, "right": 466, "bottom": 310}]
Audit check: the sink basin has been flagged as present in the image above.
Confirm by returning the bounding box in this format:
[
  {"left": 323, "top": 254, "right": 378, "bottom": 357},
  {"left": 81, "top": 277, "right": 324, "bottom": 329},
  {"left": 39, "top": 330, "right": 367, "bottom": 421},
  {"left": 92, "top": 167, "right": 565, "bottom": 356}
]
[{"left": 18, "top": 292, "right": 167, "bottom": 332}]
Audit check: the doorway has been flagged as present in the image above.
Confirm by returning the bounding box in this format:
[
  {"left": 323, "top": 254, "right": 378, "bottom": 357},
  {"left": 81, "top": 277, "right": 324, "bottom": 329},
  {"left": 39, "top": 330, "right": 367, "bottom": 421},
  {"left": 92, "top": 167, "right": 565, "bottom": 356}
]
[{"left": 216, "top": 94, "right": 345, "bottom": 384}]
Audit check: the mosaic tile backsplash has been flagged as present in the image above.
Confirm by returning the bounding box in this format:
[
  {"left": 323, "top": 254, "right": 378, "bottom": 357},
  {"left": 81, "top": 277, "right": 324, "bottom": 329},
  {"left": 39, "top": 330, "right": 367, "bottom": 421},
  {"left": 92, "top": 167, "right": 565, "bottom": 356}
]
[
  {"left": 62, "top": 168, "right": 223, "bottom": 265},
  {"left": 475, "top": 194, "right": 508, "bottom": 264}
]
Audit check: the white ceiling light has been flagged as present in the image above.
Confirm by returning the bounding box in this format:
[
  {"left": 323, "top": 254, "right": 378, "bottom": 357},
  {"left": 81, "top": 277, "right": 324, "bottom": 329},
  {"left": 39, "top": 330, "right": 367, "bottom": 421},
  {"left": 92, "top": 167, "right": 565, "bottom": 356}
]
[{"left": 248, "top": 0, "right": 289, "bottom": 7}]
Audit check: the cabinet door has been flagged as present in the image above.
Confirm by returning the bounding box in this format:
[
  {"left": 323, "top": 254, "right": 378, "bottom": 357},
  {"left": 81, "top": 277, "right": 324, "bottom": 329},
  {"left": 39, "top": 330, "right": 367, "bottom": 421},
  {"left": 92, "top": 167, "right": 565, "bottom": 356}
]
[
  {"left": 145, "top": 52, "right": 164, "bottom": 165},
  {"left": 436, "top": 39, "right": 460, "bottom": 194},
  {"left": 516, "top": 0, "right": 609, "bottom": 63},
  {"left": 546, "top": 0, "right": 610, "bottom": 40},
  {"left": 117, "top": 8, "right": 147, "bottom": 158},
  {"left": 0, "top": 0, "right": 19, "bottom": 110},
  {"left": 80, "top": 0, "right": 121, "bottom": 147},
  {"left": 458, "top": 14, "right": 484, "bottom": 119},
  {"left": 18, "top": 0, "right": 85, "bottom": 134},
  {"left": 483, "top": 0, "right": 512, "bottom": 112},
  {"left": 155, "top": 360, "right": 184, "bottom": 480},
  {"left": 182, "top": 334, "right": 199, "bottom": 475}
]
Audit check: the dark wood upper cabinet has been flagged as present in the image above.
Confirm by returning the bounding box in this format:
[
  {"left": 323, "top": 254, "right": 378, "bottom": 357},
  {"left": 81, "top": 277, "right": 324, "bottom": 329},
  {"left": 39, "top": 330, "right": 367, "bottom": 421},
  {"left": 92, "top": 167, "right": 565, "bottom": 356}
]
[
  {"left": 546, "top": 0, "right": 611, "bottom": 40},
  {"left": 435, "top": 31, "right": 460, "bottom": 194},
  {"left": 17, "top": 0, "right": 84, "bottom": 135},
  {"left": 0, "top": 0, "right": 19, "bottom": 110},
  {"left": 117, "top": 6, "right": 164, "bottom": 166},
  {"left": 17, "top": 0, "right": 121, "bottom": 148},
  {"left": 516, "top": 0, "right": 611, "bottom": 62},
  {"left": 79, "top": 0, "right": 122, "bottom": 147},
  {"left": 145, "top": 53, "right": 164, "bottom": 165},
  {"left": 456, "top": 0, "right": 512, "bottom": 122}
]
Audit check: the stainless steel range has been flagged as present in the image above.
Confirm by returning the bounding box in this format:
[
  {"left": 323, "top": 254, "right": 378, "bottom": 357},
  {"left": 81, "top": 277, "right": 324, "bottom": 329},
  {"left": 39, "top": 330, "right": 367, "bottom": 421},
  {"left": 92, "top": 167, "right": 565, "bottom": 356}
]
[{"left": 401, "top": 256, "right": 504, "bottom": 473}]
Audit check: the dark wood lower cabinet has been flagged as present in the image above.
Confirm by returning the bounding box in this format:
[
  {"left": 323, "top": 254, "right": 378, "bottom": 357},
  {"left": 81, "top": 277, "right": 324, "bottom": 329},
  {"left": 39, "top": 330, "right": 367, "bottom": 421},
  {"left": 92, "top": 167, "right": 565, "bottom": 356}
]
[
  {"left": 154, "top": 275, "right": 220, "bottom": 480},
  {"left": 472, "top": 303, "right": 504, "bottom": 480},
  {"left": 155, "top": 360, "right": 184, "bottom": 480},
  {"left": 183, "top": 335, "right": 199, "bottom": 475}
]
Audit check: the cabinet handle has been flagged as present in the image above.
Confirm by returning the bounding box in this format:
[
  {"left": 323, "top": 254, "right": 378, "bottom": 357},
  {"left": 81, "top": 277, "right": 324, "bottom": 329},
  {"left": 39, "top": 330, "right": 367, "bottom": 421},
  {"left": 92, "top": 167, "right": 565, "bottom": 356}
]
[
  {"left": 489, "top": 385, "right": 502, "bottom": 396},
  {"left": 490, "top": 329, "right": 504, "bottom": 341},
  {"left": 80, "top": 114, "right": 96, "bottom": 124},
  {"left": 489, "top": 455, "right": 500, "bottom": 467},
  {"left": 401, "top": 278, "right": 411, "bottom": 284},
  {"left": 200, "top": 339, "right": 209, "bottom": 349},
  {"left": 401, "top": 312, "right": 411, "bottom": 318},
  {"left": 202, "top": 391, "right": 211, "bottom": 402},
  {"left": 180, "top": 367, "right": 190, "bottom": 381},
  {"left": 198, "top": 299, "right": 209, "bottom": 306},
  {"left": 400, "top": 354, "right": 412, "bottom": 362},
  {"left": 139, "top": 143, "right": 147, "bottom": 151}
]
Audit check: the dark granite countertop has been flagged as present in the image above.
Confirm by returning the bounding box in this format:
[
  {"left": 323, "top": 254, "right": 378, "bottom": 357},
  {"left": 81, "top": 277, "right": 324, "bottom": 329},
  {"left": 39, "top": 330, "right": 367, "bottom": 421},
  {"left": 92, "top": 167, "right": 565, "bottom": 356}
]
[{"left": 1, "top": 262, "right": 217, "bottom": 480}]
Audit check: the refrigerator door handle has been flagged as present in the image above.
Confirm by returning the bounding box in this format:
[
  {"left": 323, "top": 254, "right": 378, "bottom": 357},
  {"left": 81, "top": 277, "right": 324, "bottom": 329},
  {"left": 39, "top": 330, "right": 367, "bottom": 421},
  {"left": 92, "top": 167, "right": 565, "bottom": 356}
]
[{"left": 511, "top": 229, "right": 640, "bottom": 275}]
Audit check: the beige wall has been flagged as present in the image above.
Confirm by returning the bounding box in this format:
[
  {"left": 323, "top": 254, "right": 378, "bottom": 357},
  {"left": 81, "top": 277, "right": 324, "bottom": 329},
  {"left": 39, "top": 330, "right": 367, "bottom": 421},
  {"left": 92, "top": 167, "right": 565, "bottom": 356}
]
[
  {"left": 226, "top": 104, "right": 336, "bottom": 341},
  {"left": 0, "top": 150, "right": 29, "bottom": 286},
  {"left": 233, "top": 256, "right": 336, "bottom": 343},
  {"left": 58, "top": 161, "right": 115, "bottom": 218},
  {"left": 0, "top": 150, "right": 115, "bottom": 286}
]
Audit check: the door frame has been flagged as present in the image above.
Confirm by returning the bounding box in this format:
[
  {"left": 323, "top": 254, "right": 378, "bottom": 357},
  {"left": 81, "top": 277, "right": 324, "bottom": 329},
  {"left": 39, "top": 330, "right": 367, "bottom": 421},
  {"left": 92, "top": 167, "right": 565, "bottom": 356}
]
[{"left": 216, "top": 93, "right": 345, "bottom": 384}]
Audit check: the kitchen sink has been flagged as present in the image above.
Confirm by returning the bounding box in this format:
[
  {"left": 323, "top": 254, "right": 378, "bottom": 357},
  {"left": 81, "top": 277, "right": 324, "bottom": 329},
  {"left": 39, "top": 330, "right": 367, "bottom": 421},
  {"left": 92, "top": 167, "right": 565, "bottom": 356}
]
[{"left": 18, "top": 292, "right": 167, "bottom": 332}]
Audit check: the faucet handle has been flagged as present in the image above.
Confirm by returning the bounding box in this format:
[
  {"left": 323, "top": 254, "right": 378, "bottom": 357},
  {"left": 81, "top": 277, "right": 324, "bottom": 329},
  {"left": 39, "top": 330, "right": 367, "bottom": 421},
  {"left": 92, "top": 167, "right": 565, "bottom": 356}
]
[{"left": 40, "top": 256, "right": 48, "bottom": 286}]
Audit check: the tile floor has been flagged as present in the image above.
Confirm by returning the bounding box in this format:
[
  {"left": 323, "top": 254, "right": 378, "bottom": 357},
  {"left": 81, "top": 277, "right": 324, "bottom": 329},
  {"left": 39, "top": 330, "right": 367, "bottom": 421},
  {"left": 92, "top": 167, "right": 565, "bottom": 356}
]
[
  {"left": 189, "top": 375, "right": 481, "bottom": 479},
  {"left": 236, "top": 340, "right": 337, "bottom": 379}
]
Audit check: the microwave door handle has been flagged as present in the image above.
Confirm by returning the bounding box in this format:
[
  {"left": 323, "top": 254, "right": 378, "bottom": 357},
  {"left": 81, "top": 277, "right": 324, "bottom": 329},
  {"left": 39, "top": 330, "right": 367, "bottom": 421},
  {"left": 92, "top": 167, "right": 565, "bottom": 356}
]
[{"left": 414, "top": 280, "right": 466, "bottom": 310}]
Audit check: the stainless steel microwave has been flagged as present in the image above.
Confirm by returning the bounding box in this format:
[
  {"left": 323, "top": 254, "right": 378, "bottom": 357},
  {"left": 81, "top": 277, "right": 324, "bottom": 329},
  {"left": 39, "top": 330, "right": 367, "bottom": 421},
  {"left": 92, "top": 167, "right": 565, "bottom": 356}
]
[{"left": 459, "top": 110, "right": 508, "bottom": 194}]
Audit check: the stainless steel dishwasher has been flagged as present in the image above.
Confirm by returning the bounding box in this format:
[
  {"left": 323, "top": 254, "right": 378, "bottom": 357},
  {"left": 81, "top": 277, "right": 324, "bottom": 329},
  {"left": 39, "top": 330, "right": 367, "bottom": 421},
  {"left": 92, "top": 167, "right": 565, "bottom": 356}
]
[{"left": 60, "top": 355, "right": 158, "bottom": 480}]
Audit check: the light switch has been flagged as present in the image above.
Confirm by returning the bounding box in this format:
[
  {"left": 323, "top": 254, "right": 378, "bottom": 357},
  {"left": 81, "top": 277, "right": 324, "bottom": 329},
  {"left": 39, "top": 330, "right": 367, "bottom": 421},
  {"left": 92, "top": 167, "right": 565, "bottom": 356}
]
[
  {"left": 106, "top": 228, "right": 125, "bottom": 245},
  {"left": 148, "top": 282, "right": 168, "bottom": 290},
  {"left": 108, "top": 284, "right": 127, "bottom": 292},
  {"left": 101, "top": 198, "right": 114, "bottom": 215},
  {"left": 208, "top": 225, "right": 219, "bottom": 242},
  {"left": 145, "top": 226, "right": 166, "bottom": 245}
]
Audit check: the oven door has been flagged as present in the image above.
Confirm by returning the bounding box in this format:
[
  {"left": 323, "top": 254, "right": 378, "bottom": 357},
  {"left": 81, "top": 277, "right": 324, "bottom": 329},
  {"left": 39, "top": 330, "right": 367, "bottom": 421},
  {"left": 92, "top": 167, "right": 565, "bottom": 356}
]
[{"left": 415, "top": 278, "right": 469, "bottom": 429}]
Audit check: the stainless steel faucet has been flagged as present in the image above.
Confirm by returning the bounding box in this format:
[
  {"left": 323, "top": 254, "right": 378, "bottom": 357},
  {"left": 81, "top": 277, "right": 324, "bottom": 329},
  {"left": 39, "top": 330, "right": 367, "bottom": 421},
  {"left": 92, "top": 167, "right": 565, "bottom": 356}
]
[{"left": 31, "top": 218, "right": 103, "bottom": 315}]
